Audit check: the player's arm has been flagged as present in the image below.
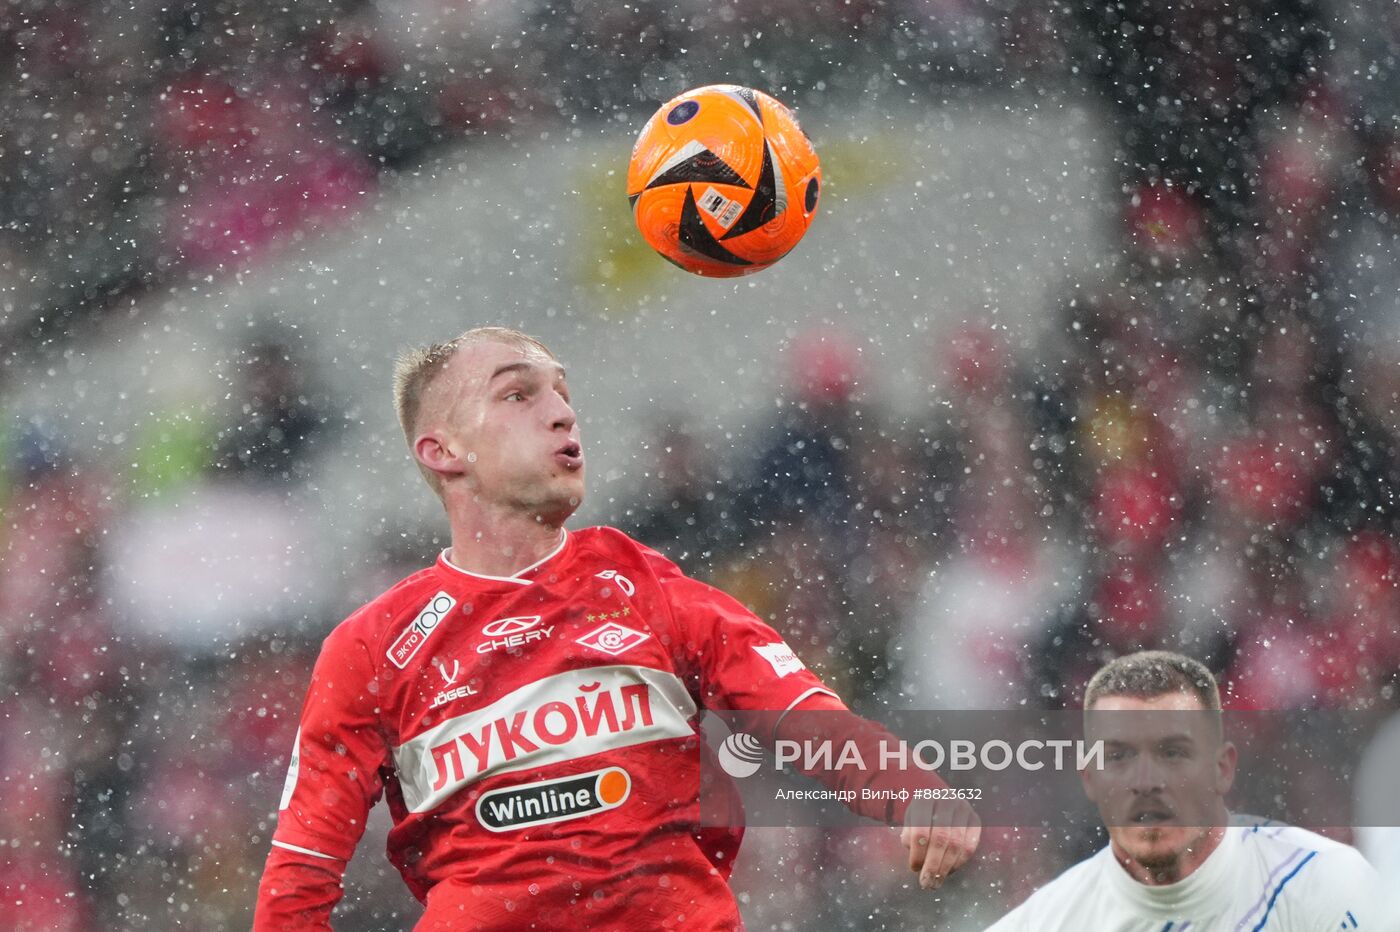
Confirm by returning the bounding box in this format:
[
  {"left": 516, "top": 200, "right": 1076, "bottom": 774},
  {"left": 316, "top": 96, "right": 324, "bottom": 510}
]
[
  {"left": 638, "top": 542, "right": 979, "bottom": 889},
  {"left": 779, "top": 690, "right": 981, "bottom": 890},
  {"left": 253, "top": 625, "right": 389, "bottom": 931}
]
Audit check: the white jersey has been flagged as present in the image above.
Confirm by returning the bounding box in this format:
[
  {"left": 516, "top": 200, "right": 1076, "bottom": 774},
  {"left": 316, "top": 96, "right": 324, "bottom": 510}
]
[{"left": 986, "top": 817, "right": 1390, "bottom": 932}]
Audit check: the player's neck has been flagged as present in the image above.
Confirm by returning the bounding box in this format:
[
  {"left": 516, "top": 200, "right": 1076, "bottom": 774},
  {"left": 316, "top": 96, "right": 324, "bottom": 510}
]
[
  {"left": 1113, "top": 823, "right": 1228, "bottom": 887},
  {"left": 446, "top": 505, "right": 567, "bottom": 579}
]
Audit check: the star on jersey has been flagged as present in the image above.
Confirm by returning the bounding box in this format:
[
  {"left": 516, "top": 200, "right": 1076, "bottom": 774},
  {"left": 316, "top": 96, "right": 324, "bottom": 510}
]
[{"left": 585, "top": 606, "right": 633, "bottom": 624}]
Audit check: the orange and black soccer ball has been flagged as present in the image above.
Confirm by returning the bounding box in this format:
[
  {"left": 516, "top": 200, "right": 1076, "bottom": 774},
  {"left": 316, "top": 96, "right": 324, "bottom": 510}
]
[{"left": 627, "top": 85, "right": 821, "bottom": 277}]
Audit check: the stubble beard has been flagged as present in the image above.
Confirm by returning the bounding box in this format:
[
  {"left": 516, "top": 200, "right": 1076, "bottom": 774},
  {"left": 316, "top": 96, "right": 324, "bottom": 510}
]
[
  {"left": 509, "top": 470, "right": 584, "bottom": 526},
  {"left": 1120, "top": 823, "right": 1209, "bottom": 880}
]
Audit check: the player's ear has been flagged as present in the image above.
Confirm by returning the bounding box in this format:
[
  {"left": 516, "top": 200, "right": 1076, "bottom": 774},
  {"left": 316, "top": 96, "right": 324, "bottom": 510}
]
[{"left": 414, "top": 431, "right": 467, "bottom": 479}]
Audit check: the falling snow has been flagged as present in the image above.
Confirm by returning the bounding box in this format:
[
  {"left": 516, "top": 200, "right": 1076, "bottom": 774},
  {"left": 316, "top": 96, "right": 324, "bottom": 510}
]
[{"left": 0, "top": 1, "right": 1397, "bottom": 929}]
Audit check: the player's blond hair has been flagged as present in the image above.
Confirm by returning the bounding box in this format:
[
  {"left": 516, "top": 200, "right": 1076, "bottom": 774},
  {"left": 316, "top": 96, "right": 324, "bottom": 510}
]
[
  {"left": 392, "top": 326, "right": 558, "bottom": 494},
  {"left": 1084, "top": 650, "right": 1222, "bottom": 712}
]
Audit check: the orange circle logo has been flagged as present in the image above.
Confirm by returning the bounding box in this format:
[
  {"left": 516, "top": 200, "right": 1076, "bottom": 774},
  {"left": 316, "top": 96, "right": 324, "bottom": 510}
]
[{"left": 596, "top": 768, "right": 630, "bottom": 805}]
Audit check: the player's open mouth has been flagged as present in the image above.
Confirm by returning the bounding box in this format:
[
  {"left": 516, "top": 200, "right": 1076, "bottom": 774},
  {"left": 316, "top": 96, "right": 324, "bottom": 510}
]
[
  {"left": 1129, "top": 808, "right": 1175, "bottom": 825},
  {"left": 555, "top": 442, "right": 583, "bottom": 470}
]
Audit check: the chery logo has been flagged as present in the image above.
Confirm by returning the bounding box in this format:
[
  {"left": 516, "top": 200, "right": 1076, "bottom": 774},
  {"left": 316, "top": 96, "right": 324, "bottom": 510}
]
[
  {"left": 482, "top": 616, "right": 542, "bottom": 637},
  {"left": 478, "top": 615, "right": 554, "bottom": 654}
]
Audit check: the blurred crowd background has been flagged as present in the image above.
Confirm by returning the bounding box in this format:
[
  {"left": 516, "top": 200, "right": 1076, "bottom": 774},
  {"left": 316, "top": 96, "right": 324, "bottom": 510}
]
[{"left": 3, "top": 0, "right": 1400, "bottom": 929}]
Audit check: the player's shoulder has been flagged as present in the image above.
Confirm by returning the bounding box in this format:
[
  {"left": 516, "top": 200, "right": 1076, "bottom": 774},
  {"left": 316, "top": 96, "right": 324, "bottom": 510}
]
[
  {"left": 324, "top": 564, "right": 444, "bottom": 652},
  {"left": 570, "top": 525, "right": 675, "bottom": 573},
  {"left": 1233, "top": 815, "right": 1373, "bottom": 870},
  {"left": 984, "top": 846, "right": 1110, "bottom": 930},
  {"left": 570, "top": 524, "right": 638, "bottom": 551},
  {"left": 1232, "top": 815, "right": 1382, "bottom": 921}
]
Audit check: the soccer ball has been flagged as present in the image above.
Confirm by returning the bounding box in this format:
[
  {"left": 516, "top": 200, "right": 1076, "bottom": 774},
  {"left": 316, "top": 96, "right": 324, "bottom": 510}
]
[{"left": 627, "top": 85, "right": 821, "bottom": 277}]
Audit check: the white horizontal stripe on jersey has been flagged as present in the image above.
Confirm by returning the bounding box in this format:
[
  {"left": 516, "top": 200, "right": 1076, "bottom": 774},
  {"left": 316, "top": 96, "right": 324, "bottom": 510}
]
[
  {"left": 394, "top": 664, "right": 698, "bottom": 813},
  {"left": 271, "top": 839, "right": 341, "bottom": 861},
  {"left": 773, "top": 686, "right": 843, "bottom": 734}
]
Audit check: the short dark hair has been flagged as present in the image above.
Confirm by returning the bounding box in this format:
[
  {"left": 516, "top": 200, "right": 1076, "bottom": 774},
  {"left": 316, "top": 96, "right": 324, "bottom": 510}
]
[{"left": 1084, "top": 650, "right": 1222, "bottom": 712}]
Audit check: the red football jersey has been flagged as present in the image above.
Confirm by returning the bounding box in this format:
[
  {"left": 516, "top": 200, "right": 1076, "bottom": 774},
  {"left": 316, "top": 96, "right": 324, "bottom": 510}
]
[{"left": 255, "top": 526, "right": 841, "bottom": 930}]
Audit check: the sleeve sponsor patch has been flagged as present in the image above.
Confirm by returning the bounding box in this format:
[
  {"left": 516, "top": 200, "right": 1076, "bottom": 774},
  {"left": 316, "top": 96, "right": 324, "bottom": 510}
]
[
  {"left": 753, "top": 642, "right": 805, "bottom": 678},
  {"left": 279, "top": 727, "right": 302, "bottom": 810}
]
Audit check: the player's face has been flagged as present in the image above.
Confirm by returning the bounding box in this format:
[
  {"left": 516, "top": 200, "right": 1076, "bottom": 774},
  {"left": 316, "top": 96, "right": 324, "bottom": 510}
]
[
  {"left": 1080, "top": 691, "right": 1236, "bottom": 874},
  {"left": 429, "top": 339, "right": 584, "bottom": 520}
]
